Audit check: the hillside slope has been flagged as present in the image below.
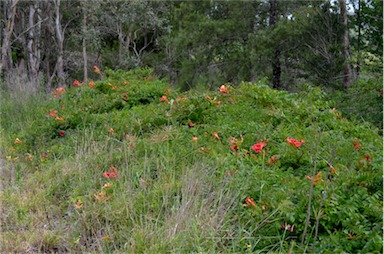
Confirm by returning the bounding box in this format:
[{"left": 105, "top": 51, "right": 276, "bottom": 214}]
[{"left": 0, "top": 68, "right": 382, "bottom": 253}]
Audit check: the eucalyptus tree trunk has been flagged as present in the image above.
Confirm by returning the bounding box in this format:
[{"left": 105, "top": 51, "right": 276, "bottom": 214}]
[
  {"left": 82, "top": 2, "right": 88, "bottom": 82},
  {"left": 0, "top": 0, "right": 19, "bottom": 77},
  {"left": 356, "top": 0, "right": 361, "bottom": 79},
  {"left": 27, "top": 0, "right": 42, "bottom": 81},
  {"left": 54, "top": 0, "right": 65, "bottom": 86},
  {"left": 340, "top": 0, "right": 352, "bottom": 89}
]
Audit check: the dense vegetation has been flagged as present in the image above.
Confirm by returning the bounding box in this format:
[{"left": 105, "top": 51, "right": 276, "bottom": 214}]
[
  {"left": 0, "top": 68, "right": 382, "bottom": 253},
  {"left": 1, "top": 0, "right": 382, "bottom": 252}
]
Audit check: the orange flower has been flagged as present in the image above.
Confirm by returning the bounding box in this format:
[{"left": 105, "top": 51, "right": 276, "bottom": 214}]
[
  {"left": 244, "top": 197, "right": 257, "bottom": 208},
  {"left": 251, "top": 142, "right": 266, "bottom": 153},
  {"left": 212, "top": 132, "right": 220, "bottom": 140},
  {"left": 93, "top": 65, "right": 101, "bottom": 74},
  {"left": 89, "top": 81, "right": 95, "bottom": 88},
  {"left": 51, "top": 87, "right": 65, "bottom": 98},
  {"left": 107, "top": 128, "right": 115, "bottom": 134},
  {"left": 73, "top": 80, "right": 81, "bottom": 86},
  {"left": 176, "top": 96, "right": 187, "bottom": 101},
  {"left": 14, "top": 138, "right": 22, "bottom": 144},
  {"left": 189, "top": 121, "right": 195, "bottom": 127},
  {"left": 328, "top": 163, "right": 337, "bottom": 175},
  {"left": 55, "top": 116, "right": 65, "bottom": 122},
  {"left": 192, "top": 136, "right": 198, "bottom": 142},
  {"left": 49, "top": 110, "right": 58, "bottom": 117},
  {"left": 26, "top": 154, "right": 33, "bottom": 160},
  {"left": 306, "top": 171, "right": 324, "bottom": 186},
  {"left": 159, "top": 95, "right": 170, "bottom": 103},
  {"left": 285, "top": 137, "right": 305, "bottom": 148},
  {"left": 145, "top": 76, "right": 152, "bottom": 81},
  {"left": 219, "top": 85, "right": 229, "bottom": 94}
]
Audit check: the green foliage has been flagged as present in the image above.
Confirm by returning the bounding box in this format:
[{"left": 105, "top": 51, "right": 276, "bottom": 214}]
[
  {"left": 331, "top": 76, "right": 383, "bottom": 133},
  {"left": 0, "top": 69, "right": 382, "bottom": 253}
]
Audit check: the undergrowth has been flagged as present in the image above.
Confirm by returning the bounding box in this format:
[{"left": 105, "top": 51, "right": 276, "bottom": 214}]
[{"left": 0, "top": 68, "right": 382, "bottom": 253}]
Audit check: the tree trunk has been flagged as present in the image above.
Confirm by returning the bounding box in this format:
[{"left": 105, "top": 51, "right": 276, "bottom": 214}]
[
  {"left": 356, "top": 0, "right": 361, "bottom": 79},
  {"left": 82, "top": 2, "right": 88, "bottom": 82},
  {"left": 27, "top": 0, "right": 42, "bottom": 81},
  {"left": 54, "top": 0, "right": 65, "bottom": 86},
  {"left": 340, "top": 0, "right": 352, "bottom": 89},
  {"left": 269, "top": 0, "right": 281, "bottom": 89},
  {"left": 0, "top": 0, "right": 19, "bottom": 77}
]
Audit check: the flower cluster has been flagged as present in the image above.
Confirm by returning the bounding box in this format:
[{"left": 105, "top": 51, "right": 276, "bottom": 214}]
[
  {"left": 285, "top": 137, "right": 305, "bottom": 148},
  {"left": 103, "top": 165, "right": 118, "bottom": 179}
]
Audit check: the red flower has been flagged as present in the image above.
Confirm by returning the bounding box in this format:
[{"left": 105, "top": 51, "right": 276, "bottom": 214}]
[
  {"left": 285, "top": 137, "right": 305, "bottom": 148},
  {"left": 365, "top": 155, "right": 371, "bottom": 162},
  {"left": 103, "top": 165, "right": 118, "bottom": 179},
  {"left": 49, "top": 110, "right": 58, "bottom": 117},
  {"left": 244, "top": 197, "right": 257, "bottom": 208},
  {"left": 89, "top": 81, "right": 95, "bottom": 88},
  {"left": 189, "top": 121, "right": 195, "bottom": 127},
  {"left": 353, "top": 139, "right": 361, "bottom": 150},
  {"left": 73, "top": 80, "right": 81, "bottom": 87},
  {"left": 59, "top": 131, "right": 65, "bottom": 137},
  {"left": 251, "top": 142, "right": 266, "bottom": 153}
]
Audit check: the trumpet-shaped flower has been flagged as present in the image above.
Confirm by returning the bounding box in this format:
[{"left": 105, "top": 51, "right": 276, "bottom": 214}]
[
  {"left": 306, "top": 171, "right": 324, "bottom": 186},
  {"left": 49, "top": 110, "right": 58, "bottom": 117},
  {"left": 219, "top": 85, "right": 229, "bottom": 94},
  {"left": 103, "top": 165, "right": 118, "bottom": 179},
  {"left": 244, "top": 197, "right": 257, "bottom": 208},
  {"left": 93, "top": 65, "right": 101, "bottom": 74},
  {"left": 251, "top": 142, "right": 266, "bottom": 153},
  {"left": 212, "top": 132, "right": 220, "bottom": 140},
  {"left": 285, "top": 137, "right": 305, "bottom": 148},
  {"left": 73, "top": 80, "right": 81, "bottom": 86}
]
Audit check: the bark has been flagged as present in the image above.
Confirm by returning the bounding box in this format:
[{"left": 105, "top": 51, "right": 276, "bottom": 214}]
[
  {"left": 82, "top": 3, "right": 87, "bottom": 82},
  {"left": 0, "top": 0, "right": 19, "bottom": 77},
  {"left": 27, "top": 0, "right": 42, "bottom": 81},
  {"left": 356, "top": 0, "right": 361, "bottom": 79},
  {"left": 340, "top": 0, "right": 352, "bottom": 89},
  {"left": 54, "top": 0, "right": 65, "bottom": 85},
  {"left": 269, "top": 0, "right": 281, "bottom": 89}
]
